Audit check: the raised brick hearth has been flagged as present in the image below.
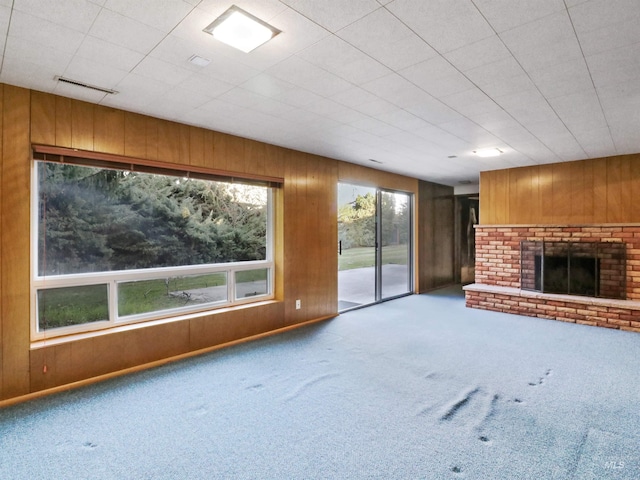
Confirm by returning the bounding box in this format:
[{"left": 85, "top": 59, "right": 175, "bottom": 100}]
[{"left": 463, "top": 225, "right": 640, "bottom": 333}]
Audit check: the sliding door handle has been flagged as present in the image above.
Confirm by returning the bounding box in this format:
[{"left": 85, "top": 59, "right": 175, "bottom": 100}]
[{"left": 338, "top": 240, "right": 342, "bottom": 255}]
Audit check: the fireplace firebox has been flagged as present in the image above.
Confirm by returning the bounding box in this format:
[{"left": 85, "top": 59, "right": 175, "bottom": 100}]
[{"left": 520, "top": 241, "right": 626, "bottom": 299}]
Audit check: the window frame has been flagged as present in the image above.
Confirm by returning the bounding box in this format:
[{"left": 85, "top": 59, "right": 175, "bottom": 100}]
[{"left": 30, "top": 146, "right": 280, "bottom": 341}]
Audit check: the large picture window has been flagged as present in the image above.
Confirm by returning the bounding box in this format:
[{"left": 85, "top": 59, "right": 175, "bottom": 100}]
[{"left": 32, "top": 151, "right": 275, "bottom": 339}]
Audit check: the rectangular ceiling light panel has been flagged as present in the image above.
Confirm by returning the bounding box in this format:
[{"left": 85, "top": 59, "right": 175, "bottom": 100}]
[{"left": 203, "top": 5, "right": 281, "bottom": 53}]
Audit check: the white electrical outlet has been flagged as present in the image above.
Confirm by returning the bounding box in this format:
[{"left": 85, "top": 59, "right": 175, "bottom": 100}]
[{"left": 295, "top": 299, "right": 301, "bottom": 310}]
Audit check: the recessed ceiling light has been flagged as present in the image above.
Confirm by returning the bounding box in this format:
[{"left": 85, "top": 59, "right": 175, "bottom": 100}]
[
  {"left": 203, "top": 5, "right": 281, "bottom": 53},
  {"left": 448, "top": 155, "right": 457, "bottom": 158},
  {"left": 473, "top": 148, "right": 503, "bottom": 158},
  {"left": 188, "top": 54, "right": 211, "bottom": 67}
]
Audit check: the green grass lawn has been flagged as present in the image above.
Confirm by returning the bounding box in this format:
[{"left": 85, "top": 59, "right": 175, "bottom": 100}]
[
  {"left": 339, "top": 244, "right": 408, "bottom": 271},
  {"left": 39, "top": 269, "right": 269, "bottom": 330}
]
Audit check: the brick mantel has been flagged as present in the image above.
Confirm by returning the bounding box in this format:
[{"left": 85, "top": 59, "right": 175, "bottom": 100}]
[{"left": 464, "top": 224, "right": 640, "bottom": 333}]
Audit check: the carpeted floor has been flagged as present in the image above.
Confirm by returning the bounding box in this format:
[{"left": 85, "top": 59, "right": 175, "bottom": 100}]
[{"left": 1, "top": 285, "right": 639, "bottom": 479}]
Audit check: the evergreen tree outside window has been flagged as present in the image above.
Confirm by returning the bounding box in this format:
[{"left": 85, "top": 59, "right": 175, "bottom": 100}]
[{"left": 32, "top": 156, "right": 274, "bottom": 339}]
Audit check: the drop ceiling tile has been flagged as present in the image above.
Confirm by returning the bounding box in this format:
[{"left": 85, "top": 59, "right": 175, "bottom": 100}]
[
  {"left": 90, "top": 8, "right": 166, "bottom": 54},
  {"left": 496, "top": 90, "right": 558, "bottom": 125},
  {"left": 473, "top": 0, "right": 566, "bottom": 33},
  {"left": 480, "top": 74, "right": 537, "bottom": 99},
  {"left": 444, "top": 35, "right": 512, "bottom": 72},
  {"left": 441, "top": 88, "right": 503, "bottom": 120},
  {"left": 53, "top": 80, "right": 109, "bottom": 103},
  {"left": 3, "top": 35, "right": 73, "bottom": 72},
  {"left": 361, "top": 73, "right": 430, "bottom": 109},
  {"left": 112, "top": 73, "right": 173, "bottom": 105},
  {"left": 9, "top": 10, "right": 86, "bottom": 54},
  {"left": 349, "top": 118, "right": 404, "bottom": 137},
  {"left": 337, "top": 8, "right": 438, "bottom": 70},
  {"left": 587, "top": 44, "right": 640, "bottom": 89},
  {"left": 573, "top": 128, "right": 616, "bottom": 157},
  {"left": 0, "top": 6, "right": 10, "bottom": 51},
  {"left": 240, "top": 74, "right": 296, "bottom": 98},
  {"left": 273, "top": 88, "right": 324, "bottom": 108},
  {"left": 197, "top": 0, "right": 287, "bottom": 22},
  {"left": 579, "top": 18, "right": 640, "bottom": 57},
  {"left": 548, "top": 91, "right": 608, "bottom": 131},
  {"left": 278, "top": 0, "right": 380, "bottom": 33},
  {"left": 400, "top": 56, "right": 475, "bottom": 99},
  {"left": 500, "top": 12, "right": 583, "bottom": 72},
  {"left": 176, "top": 73, "right": 233, "bottom": 99},
  {"left": 267, "top": 56, "right": 352, "bottom": 98},
  {"left": 104, "top": 0, "right": 194, "bottom": 31},
  {"left": 0, "top": 56, "right": 59, "bottom": 93},
  {"left": 528, "top": 58, "right": 594, "bottom": 99},
  {"left": 463, "top": 56, "right": 528, "bottom": 89},
  {"left": 267, "top": 7, "right": 331, "bottom": 54},
  {"left": 200, "top": 54, "right": 260, "bottom": 85},
  {"left": 13, "top": 0, "right": 101, "bottom": 33},
  {"left": 132, "top": 57, "right": 193, "bottom": 86},
  {"left": 374, "top": 110, "right": 430, "bottom": 132},
  {"left": 76, "top": 36, "right": 145, "bottom": 72},
  {"left": 406, "top": 96, "right": 464, "bottom": 126},
  {"left": 387, "top": 0, "right": 495, "bottom": 53},
  {"left": 568, "top": 0, "right": 640, "bottom": 33},
  {"left": 298, "top": 35, "right": 390, "bottom": 84},
  {"left": 161, "top": 86, "right": 214, "bottom": 109},
  {"left": 218, "top": 88, "right": 296, "bottom": 117},
  {"left": 63, "top": 56, "right": 129, "bottom": 89}
]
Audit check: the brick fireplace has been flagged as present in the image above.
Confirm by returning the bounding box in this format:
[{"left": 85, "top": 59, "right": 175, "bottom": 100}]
[{"left": 463, "top": 225, "right": 640, "bottom": 333}]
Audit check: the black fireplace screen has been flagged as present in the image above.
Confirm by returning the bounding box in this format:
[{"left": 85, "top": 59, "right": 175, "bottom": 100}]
[{"left": 520, "top": 241, "right": 626, "bottom": 299}]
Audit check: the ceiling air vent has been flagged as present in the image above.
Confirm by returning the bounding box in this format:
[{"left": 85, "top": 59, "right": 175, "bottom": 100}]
[{"left": 55, "top": 76, "right": 118, "bottom": 95}]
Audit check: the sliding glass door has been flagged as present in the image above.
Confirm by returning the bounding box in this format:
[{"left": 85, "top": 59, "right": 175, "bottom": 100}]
[
  {"left": 338, "top": 183, "right": 412, "bottom": 311},
  {"left": 379, "top": 190, "right": 412, "bottom": 300}
]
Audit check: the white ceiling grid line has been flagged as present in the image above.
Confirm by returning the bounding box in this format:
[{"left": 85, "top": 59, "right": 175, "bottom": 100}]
[{"left": 0, "top": 0, "right": 638, "bottom": 185}]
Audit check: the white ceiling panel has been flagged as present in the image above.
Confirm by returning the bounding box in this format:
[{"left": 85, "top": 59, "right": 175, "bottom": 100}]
[
  {"left": 89, "top": 8, "right": 167, "bottom": 54},
  {"left": 279, "top": 0, "right": 379, "bottom": 33},
  {"left": 337, "top": 8, "right": 438, "bottom": 71},
  {"left": 104, "top": 0, "right": 194, "bottom": 31},
  {"left": 472, "top": 0, "right": 566, "bottom": 33},
  {"left": 13, "top": 0, "right": 101, "bottom": 32},
  {"left": 298, "top": 35, "right": 390, "bottom": 85},
  {"left": 387, "top": 0, "right": 494, "bottom": 54},
  {"left": 2, "top": 0, "right": 640, "bottom": 185}
]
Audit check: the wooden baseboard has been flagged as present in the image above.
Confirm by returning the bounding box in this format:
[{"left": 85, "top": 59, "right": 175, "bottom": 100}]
[{"left": 0, "top": 314, "right": 337, "bottom": 409}]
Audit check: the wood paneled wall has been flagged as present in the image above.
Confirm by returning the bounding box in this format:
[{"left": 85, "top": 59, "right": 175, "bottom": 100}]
[
  {"left": 480, "top": 155, "right": 640, "bottom": 225},
  {"left": 0, "top": 86, "right": 431, "bottom": 403},
  {"left": 417, "top": 181, "right": 455, "bottom": 291}
]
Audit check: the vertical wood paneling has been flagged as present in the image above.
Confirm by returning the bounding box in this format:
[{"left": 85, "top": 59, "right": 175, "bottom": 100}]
[
  {"left": 71, "top": 100, "right": 94, "bottom": 151},
  {"left": 1, "top": 85, "right": 31, "bottom": 399},
  {"left": 55, "top": 96, "right": 72, "bottom": 147},
  {"left": 93, "top": 106, "right": 125, "bottom": 155},
  {"left": 418, "top": 181, "right": 454, "bottom": 291},
  {"left": 538, "top": 164, "right": 553, "bottom": 224},
  {"left": 144, "top": 117, "right": 159, "bottom": 160},
  {"left": 551, "top": 162, "right": 572, "bottom": 224},
  {"left": 592, "top": 158, "right": 608, "bottom": 223},
  {"left": 124, "top": 112, "right": 147, "bottom": 159},
  {"left": 480, "top": 155, "right": 640, "bottom": 225},
  {"left": 157, "top": 120, "right": 181, "bottom": 164},
  {"left": 0, "top": 86, "right": 426, "bottom": 403},
  {"left": 607, "top": 157, "right": 631, "bottom": 223},
  {"left": 189, "top": 127, "right": 205, "bottom": 167},
  {"left": 30, "top": 91, "right": 56, "bottom": 145},
  {"left": 631, "top": 160, "right": 640, "bottom": 222}
]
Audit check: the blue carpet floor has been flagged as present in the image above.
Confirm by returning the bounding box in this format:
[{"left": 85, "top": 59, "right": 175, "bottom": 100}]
[{"left": 1, "top": 286, "right": 639, "bottom": 479}]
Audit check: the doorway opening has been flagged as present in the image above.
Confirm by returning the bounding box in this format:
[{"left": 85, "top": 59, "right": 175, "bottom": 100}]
[{"left": 337, "top": 183, "right": 413, "bottom": 311}]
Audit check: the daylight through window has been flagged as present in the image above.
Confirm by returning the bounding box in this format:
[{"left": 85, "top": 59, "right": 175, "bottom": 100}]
[{"left": 32, "top": 155, "right": 274, "bottom": 339}]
